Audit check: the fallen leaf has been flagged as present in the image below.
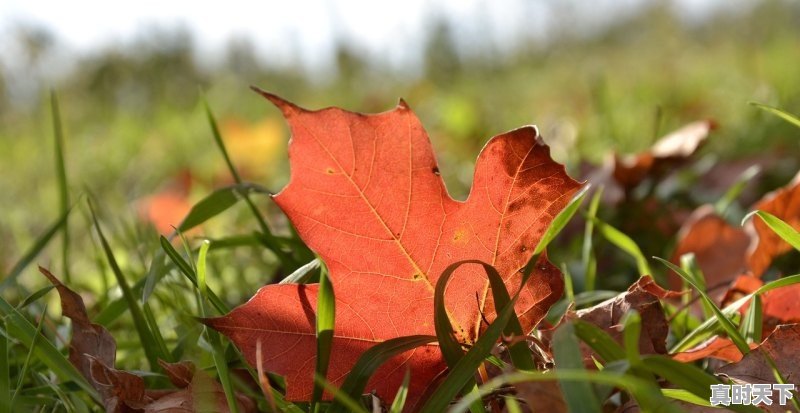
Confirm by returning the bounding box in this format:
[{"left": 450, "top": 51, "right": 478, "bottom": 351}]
[
  {"left": 718, "top": 323, "right": 800, "bottom": 387},
  {"left": 159, "top": 359, "right": 196, "bottom": 388},
  {"left": 218, "top": 117, "right": 285, "bottom": 182},
  {"left": 206, "top": 90, "right": 582, "bottom": 409},
  {"left": 137, "top": 168, "right": 195, "bottom": 235},
  {"left": 612, "top": 120, "right": 715, "bottom": 192},
  {"left": 672, "top": 336, "right": 754, "bottom": 363},
  {"left": 574, "top": 276, "right": 680, "bottom": 366},
  {"left": 145, "top": 361, "right": 256, "bottom": 413},
  {"left": 88, "top": 356, "right": 151, "bottom": 412},
  {"left": 670, "top": 205, "right": 751, "bottom": 297},
  {"left": 514, "top": 380, "right": 568, "bottom": 413},
  {"left": 748, "top": 172, "right": 800, "bottom": 276},
  {"left": 720, "top": 274, "right": 763, "bottom": 308},
  {"left": 39, "top": 267, "right": 116, "bottom": 386},
  {"left": 41, "top": 267, "right": 253, "bottom": 412},
  {"left": 706, "top": 326, "right": 800, "bottom": 413},
  {"left": 760, "top": 285, "right": 800, "bottom": 332},
  {"left": 721, "top": 275, "right": 800, "bottom": 334}
]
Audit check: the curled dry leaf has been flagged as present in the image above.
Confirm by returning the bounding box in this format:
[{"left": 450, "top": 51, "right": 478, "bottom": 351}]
[
  {"left": 748, "top": 171, "right": 800, "bottom": 277},
  {"left": 41, "top": 267, "right": 253, "bottom": 412},
  {"left": 205, "top": 90, "right": 582, "bottom": 409},
  {"left": 39, "top": 267, "right": 117, "bottom": 383},
  {"left": 88, "top": 355, "right": 151, "bottom": 412},
  {"left": 575, "top": 276, "right": 680, "bottom": 366},
  {"left": 613, "top": 120, "right": 716, "bottom": 192}
]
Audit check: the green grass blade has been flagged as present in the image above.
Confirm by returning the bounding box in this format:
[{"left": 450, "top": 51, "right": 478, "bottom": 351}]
[
  {"left": 434, "top": 260, "right": 534, "bottom": 375},
  {"left": 196, "top": 253, "right": 240, "bottom": 413},
  {"left": 582, "top": 186, "right": 603, "bottom": 291},
  {"left": 94, "top": 277, "right": 146, "bottom": 326},
  {"left": 639, "top": 356, "right": 715, "bottom": 402},
  {"left": 552, "top": 322, "right": 602, "bottom": 412},
  {"left": 327, "top": 335, "right": 437, "bottom": 413},
  {"left": 10, "top": 305, "right": 47, "bottom": 410},
  {"left": 740, "top": 294, "right": 762, "bottom": 343},
  {"left": 314, "top": 375, "right": 369, "bottom": 413},
  {"left": 280, "top": 258, "right": 320, "bottom": 284},
  {"left": 203, "top": 96, "right": 302, "bottom": 267},
  {"left": 1, "top": 207, "right": 71, "bottom": 291},
  {"left": 640, "top": 356, "right": 762, "bottom": 413},
  {"left": 533, "top": 184, "right": 589, "bottom": 255},
  {"left": 206, "top": 327, "right": 241, "bottom": 413},
  {"left": 671, "top": 273, "right": 800, "bottom": 352},
  {"left": 654, "top": 257, "right": 749, "bottom": 354},
  {"left": 88, "top": 199, "right": 167, "bottom": 369},
  {"left": 572, "top": 319, "right": 625, "bottom": 363},
  {"left": 504, "top": 396, "right": 523, "bottom": 413},
  {"left": 487, "top": 267, "right": 535, "bottom": 370},
  {"left": 593, "top": 218, "right": 652, "bottom": 276},
  {"left": 312, "top": 265, "right": 335, "bottom": 413},
  {"left": 622, "top": 311, "right": 642, "bottom": 364},
  {"left": 451, "top": 369, "right": 681, "bottom": 413},
  {"left": 185, "top": 183, "right": 271, "bottom": 235},
  {"left": 562, "top": 263, "right": 575, "bottom": 303},
  {"left": 750, "top": 101, "right": 800, "bottom": 129},
  {"left": 0, "top": 320, "right": 9, "bottom": 413},
  {"left": 197, "top": 240, "right": 211, "bottom": 298},
  {"left": 660, "top": 389, "right": 713, "bottom": 407},
  {"left": 0, "top": 296, "right": 99, "bottom": 403},
  {"left": 16, "top": 285, "right": 56, "bottom": 310},
  {"left": 178, "top": 185, "right": 249, "bottom": 233},
  {"left": 389, "top": 369, "right": 411, "bottom": 413},
  {"left": 747, "top": 210, "right": 800, "bottom": 251},
  {"left": 203, "top": 96, "right": 243, "bottom": 183},
  {"left": 420, "top": 289, "right": 522, "bottom": 413},
  {"left": 159, "top": 236, "right": 228, "bottom": 314},
  {"left": 50, "top": 90, "right": 71, "bottom": 284},
  {"left": 679, "top": 253, "right": 713, "bottom": 320},
  {"left": 763, "top": 352, "right": 800, "bottom": 412},
  {"left": 434, "top": 261, "right": 481, "bottom": 367},
  {"left": 714, "top": 165, "right": 760, "bottom": 216},
  {"left": 520, "top": 186, "right": 588, "bottom": 276},
  {"left": 141, "top": 184, "right": 255, "bottom": 302}
]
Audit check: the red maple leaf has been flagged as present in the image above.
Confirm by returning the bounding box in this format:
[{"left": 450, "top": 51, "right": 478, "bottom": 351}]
[{"left": 206, "top": 90, "right": 581, "bottom": 409}]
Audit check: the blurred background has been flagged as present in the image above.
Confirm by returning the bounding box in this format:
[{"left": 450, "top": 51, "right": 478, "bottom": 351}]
[{"left": 1, "top": 0, "right": 799, "bottom": 299}]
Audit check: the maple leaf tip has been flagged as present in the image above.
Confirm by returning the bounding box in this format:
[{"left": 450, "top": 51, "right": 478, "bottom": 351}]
[
  {"left": 397, "top": 98, "right": 410, "bottom": 110},
  {"left": 250, "top": 86, "right": 301, "bottom": 116}
]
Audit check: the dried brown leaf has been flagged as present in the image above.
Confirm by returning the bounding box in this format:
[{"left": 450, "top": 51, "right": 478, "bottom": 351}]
[{"left": 575, "top": 276, "right": 678, "bottom": 366}]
